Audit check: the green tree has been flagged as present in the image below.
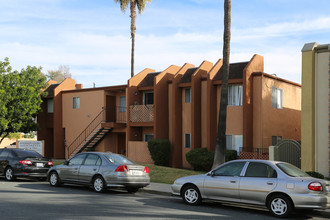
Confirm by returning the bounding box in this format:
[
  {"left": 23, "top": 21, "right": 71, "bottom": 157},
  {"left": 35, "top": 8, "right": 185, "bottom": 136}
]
[
  {"left": 0, "top": 58, "right": 47, "bottom": 144},
  {"left": 213, "top": 0, "right": 231, "bottom": 168},
  {"left": 46, "top": 65, "right": 71, "bottom": 82},
  {"left": 114, "top": 0, "right": 152, "bottom": 77}
]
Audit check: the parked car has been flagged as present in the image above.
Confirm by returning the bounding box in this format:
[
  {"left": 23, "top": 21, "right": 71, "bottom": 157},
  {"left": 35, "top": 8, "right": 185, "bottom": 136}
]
[
  {"left": 48, "top": 152, "right": 150, "bottom": 193},
  {"left": 172, "top": 159, "right": 330, "bottom": 218},
  {"left": 0, "top": 148, "right": 53, "bottom": 181}
]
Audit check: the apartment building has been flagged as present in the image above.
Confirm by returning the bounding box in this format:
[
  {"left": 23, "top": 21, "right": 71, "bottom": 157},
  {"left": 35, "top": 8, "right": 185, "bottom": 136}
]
[
  {"left": 38, "top": 54, "right": 301, "bottom": 169},
  {"left": 301, "top": 42, "right": 330, "bottom": 177}
]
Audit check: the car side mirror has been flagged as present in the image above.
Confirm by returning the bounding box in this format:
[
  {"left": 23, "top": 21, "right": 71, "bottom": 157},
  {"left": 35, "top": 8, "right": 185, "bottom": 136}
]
[
  {"left": 208, "top": 171, "right": 215, "bottom": 177},
  {"left": 63, "top": 161, "right": 69, "bottom": 165}
]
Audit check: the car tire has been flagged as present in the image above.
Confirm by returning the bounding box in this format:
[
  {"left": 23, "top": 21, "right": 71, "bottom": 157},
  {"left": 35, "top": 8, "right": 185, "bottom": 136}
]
[
  {"left": 5, "top": 167, "right": 16, "bottom": 181},
  {"left": 182, "top": 185, "right": 202, "bottom": 205},
  {"left": 268, "top": 194, "right": 293, "bottom": 218},
  {"left": 49, "top": 172, "right": 61, "bottom": 187},
  {"left": 127, "top": 187, "right": 139, "bottom": 193},
  {"left": 93, "top": 176, "right": 106, "bottom": 193}
]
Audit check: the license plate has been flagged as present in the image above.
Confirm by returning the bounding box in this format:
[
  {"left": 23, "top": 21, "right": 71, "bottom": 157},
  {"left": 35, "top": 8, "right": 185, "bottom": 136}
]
[
  {"left": 131, "top": 170, "right": 142, "bottom": 176},
  {"left": 36, "top": 163, "right": 44, "bottom": 167}
]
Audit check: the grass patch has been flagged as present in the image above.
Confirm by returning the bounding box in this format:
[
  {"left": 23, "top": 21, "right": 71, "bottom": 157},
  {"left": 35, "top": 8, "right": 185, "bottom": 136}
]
[{"left": 142, "top": 163, "right": 205, "bottom": 184}]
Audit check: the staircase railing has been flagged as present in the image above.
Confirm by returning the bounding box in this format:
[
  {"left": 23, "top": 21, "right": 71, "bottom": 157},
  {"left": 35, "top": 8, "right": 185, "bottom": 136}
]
[{"left": 66, "top": 108, "right": 106, "bottom": 158}]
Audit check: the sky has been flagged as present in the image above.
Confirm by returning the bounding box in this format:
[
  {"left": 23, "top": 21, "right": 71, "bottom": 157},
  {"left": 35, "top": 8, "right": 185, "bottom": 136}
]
[{"left": 0, "top": 0, "right": 329, "bottom": 88}]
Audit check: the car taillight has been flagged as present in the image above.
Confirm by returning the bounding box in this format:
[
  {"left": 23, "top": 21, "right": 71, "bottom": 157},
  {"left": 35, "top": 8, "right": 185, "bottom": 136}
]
[
  {"left": 308, "top": 182, "right": 323, "bottom": 191},
  {"left": 144, "top": 166, "right": 149, "bottom": 173},
  {"left": 19, "top": 160, "right": 32, "bottom": 165},
  {"left": 115, "top": 165, "right": 127, "bottom": 172},
  {"left": 47, "top": 161, "right": 53, "bottom": 166}
]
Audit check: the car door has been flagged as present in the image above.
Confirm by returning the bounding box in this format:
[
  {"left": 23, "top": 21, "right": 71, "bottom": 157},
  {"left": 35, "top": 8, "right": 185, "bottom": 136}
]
[
  {"left": 0, "top": 149, "right": 9, "bottom": 175},
  {"left": 60, "top": 154, "right": 86, "bottom": 182},
  {"left": 78, "top": 154, "right": 101, "bottom": 184},
  {"left": 239, "top": 162, "right": 278, "bottom": 205},
  {"left": 203, "top": 161, "right": 246, "bottom": 202}
]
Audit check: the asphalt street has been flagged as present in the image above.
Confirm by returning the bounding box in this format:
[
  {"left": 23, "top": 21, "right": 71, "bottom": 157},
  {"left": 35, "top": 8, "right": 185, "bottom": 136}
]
[{"left": 1, "top": 178, "right": 330, "bottom": 220}]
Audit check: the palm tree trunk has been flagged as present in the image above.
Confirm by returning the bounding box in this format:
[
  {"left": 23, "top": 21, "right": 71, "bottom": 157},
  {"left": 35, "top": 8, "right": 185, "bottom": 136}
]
[
  {"left": 213, "top": 0, "right": 231, "bottom": 168},
  {"left": 130, "top": 0, "right": 136, "bottom": 77}
]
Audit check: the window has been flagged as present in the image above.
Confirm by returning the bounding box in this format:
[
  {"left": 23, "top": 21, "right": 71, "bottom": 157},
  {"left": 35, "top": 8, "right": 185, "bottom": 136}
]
[
  {"left": 226, "top": 135, "right": 243, "bottom": 154},
  {"left": 68, "top": 154, "right": 86, "bottom": 166},
  {"left": 144, "top": 134, "right": 154, "bottom": 142},
  {"left": 119, "top": 96, "right": 126, "bottom": 112},
  {"left": 144, "top": 91, "right": 154, "bottom": 105},
  {"left": 184, "top": 133, "right": 191, "bottom": 148},
  {"left": 214, "top": 162, "right": 246, "bottom": 176},
  {"left": 228, "top": 85, "right": 243, "bottom": 106},
  {"left": 272, "top": 136, "right": 282, "bottom": 145},
  {"left": 272, "top": 87, "right": 283, "bottom": 109},
  {"left": 47, "top": 99, "right": 54, "bottom": 113},
  {"left": 184, "top": 88, "right": 191, "bottom": 103},
  {"left": 84, "top": 154, "right": 101, "bottom": 166},
  {"left": 245, "top": 162, "right": 277, "bottom": 178},
  {"left": 73, "top": 97, "right": 80, "bottom": 109}
]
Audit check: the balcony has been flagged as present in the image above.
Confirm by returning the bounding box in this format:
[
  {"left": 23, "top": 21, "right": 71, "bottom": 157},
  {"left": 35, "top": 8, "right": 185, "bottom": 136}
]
[{"left": 129, "top": 104, "right": 154, "bottom": 123}]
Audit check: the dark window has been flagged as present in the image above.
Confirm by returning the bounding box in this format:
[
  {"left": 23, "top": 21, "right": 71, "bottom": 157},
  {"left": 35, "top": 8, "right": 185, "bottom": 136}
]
[
  {"left": 245, "top": 162, "right": 277, "bottom": 178},
  {"left": 84, "top": 154, "right": 100, "bottom": 166},
  {"left": 104, "top": 154, "right": 134, "bottom": 165},
  {"left": 184, "top": 88, "right": 191, "bottom": 103},
  {"left": 185, "top": 133, "right": 191, "bottom": 148},
  {"left": 214, "top": 162, "right": 246, "bottom": 176},
  {"left": 144, "top": 134, "right": 154, "bottom": 142},
  {"left": 144, "top": 92, "right": 154, "bottom": 105},
  {"left": 68, "top": 154, "right": 86, "bottom": 166}
]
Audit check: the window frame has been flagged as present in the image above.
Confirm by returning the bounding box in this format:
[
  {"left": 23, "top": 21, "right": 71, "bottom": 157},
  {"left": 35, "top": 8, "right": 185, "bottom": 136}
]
[
  {"left": 144, "top": 91, "right": 154, "bottom": 105},
  {"left": 73, "top": 97, "right": 80, "bottom": 109},
  {"left": 144, "top": 134, "right": 154, "bottom": 142},
  {"left": 119, "top": 96, "right": 126, "bottom": 112},
  {"left": 47, "top": 98, "right": 54, "bottom": 113},
  {"left": 184, "top": 133, "right": 191, "bottom": 148},
  {"left": 272, "top": 87, "right": 283, "bottom": 109},
  {"left": 184, "top": 88, "right": 191, "bottom": 103}
]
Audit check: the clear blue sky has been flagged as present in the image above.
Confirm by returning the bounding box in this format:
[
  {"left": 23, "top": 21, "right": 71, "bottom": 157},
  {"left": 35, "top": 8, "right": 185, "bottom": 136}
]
[{"left": 0, "top": 0, "right": 329, "bottom": 88}]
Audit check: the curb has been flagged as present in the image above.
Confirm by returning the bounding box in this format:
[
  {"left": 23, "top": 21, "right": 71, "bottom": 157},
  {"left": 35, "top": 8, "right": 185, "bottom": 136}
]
[{"left": 141, "top": 188, "right": 173, "bottom": 196}]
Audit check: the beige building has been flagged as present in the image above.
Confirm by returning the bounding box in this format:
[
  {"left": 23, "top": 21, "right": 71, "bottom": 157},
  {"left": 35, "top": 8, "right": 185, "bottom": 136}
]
[{"left": 301, "top": 42, "right": 330, "bottom": 177}]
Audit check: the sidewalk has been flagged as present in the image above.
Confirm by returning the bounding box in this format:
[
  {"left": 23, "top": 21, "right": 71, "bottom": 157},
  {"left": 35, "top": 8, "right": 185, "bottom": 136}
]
[{"left": 142, "top": 182, "right": 173, "bottom": 196}]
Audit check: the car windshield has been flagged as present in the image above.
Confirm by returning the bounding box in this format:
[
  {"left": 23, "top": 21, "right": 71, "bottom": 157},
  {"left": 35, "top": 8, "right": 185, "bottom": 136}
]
[
  {"left": 14, "top": 149, "right": 42, "bottom": 158},
  {"left": 104, "top": 154, "right": 134, "bottom": 165},
  {"left": 276, "top": 163, "right": 310, "bottom": 177}
]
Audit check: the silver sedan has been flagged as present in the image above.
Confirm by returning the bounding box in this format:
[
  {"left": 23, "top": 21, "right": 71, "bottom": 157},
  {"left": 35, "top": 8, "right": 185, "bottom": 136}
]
[
  {"left": 172, "top": 159, "right": 330, "bottom": 218},
  {"left": 48, "top": 152, "right": 150, "bottom": 193}
]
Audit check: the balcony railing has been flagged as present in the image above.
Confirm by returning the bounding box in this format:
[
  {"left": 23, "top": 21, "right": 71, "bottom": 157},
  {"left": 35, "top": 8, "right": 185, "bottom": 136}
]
[{"left": 129, "top": 104, "right": 154, "bottom": 123}]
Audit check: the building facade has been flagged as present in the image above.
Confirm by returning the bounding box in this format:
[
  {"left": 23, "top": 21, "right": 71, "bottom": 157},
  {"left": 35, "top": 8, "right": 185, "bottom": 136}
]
[
  {"left": 38, "top": 54, "right": 301, "bottom": 169},
  {"left": 301, "top": 42, "right": 330, "bottom": 177}
]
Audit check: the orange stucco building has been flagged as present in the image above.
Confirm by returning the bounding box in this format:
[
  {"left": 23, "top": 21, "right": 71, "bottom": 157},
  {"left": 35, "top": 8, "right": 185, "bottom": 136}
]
[{"left": 38, "top": 54, "right": 301, "bottom": 168}]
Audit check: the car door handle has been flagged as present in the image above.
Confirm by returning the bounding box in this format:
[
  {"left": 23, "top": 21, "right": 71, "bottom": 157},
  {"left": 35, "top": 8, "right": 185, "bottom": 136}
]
[
  {"left": 230, "top": 180, "right": 236, "bottom": 183},
  {"left": 267, "top": 182, "right": 274, "bottom": 185},
  {"left": 93, "top": 168, "right": 97, "bottom": 171}
]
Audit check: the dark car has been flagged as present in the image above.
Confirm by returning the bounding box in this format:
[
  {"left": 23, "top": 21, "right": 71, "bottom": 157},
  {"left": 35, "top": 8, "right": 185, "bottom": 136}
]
[
  {"left": 48, "top": 152, "right": 150, "bottom": 193},
  {"left": 0, "top": 148, "right": 53, "bottom": 181}
]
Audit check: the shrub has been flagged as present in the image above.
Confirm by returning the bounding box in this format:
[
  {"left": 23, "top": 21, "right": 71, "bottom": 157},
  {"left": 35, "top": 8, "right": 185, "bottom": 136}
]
[
  {"left": 306, "top": 171, "right": 324, "bottom": 179},
  {"left": 186, "top": 148, "right": 214, "bottom": 171},
  {"left": 148, "top": 139, "right": 171, "bottom": 166},
  {"left": 186, "top": 148, "right": 238, "bottom": 171}
]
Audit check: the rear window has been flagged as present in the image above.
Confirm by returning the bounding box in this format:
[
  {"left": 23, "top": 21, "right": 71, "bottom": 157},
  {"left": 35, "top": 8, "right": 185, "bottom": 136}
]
[
  {"left": 13, "top": 149, "right": 42, "bottom": 158},
  {"left": 276, "top": 163, "right": 309, "bottom": 177},
  {"left": 104, "top": 154, "right": 134, "bottom": 165}
]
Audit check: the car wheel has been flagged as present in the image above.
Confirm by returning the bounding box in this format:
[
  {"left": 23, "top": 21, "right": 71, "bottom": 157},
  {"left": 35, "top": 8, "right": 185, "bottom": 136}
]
[
  {"left": 182, "top": 185, "right": 201, "bottom": 205},
  {"left": 127, "top": 187, "right": 139, "bottom": 193},
  {"left": 268, "top": 194, "right": 293, "bottom": 218},
  {"left": 5, "top": 167, "right": 16, "bottom": 181},
  {"left": 93, "top": 176, "right": 106, "bottom": 193},
  {"left": 49, "top": 172, "right": 61, "bottom": 187}
]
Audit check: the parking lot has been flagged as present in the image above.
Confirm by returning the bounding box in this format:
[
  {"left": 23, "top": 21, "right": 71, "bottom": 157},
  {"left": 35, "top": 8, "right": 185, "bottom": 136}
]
[{"left": 1, "top": 178, "right": 330, "bottom": 220}]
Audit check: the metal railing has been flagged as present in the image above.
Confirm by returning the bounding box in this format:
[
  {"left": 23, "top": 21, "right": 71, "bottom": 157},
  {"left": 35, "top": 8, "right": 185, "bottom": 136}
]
[{"left": 66, "top": 106, "right": 127, "bottom": 158}]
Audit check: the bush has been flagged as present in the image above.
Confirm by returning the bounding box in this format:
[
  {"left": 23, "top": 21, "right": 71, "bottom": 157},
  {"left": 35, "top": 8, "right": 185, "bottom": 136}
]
[
  {"left": 186, "top": 148, "right": 214, "bottom": 171},
  {"left": 148, "top": 139, "right": 171, "bottom": 166},
  {"left": 186, "top": 148, "right": 238, "bottom": 171},
  {"left": 306, "top": 171, "right": 324, "bottom": 179}
]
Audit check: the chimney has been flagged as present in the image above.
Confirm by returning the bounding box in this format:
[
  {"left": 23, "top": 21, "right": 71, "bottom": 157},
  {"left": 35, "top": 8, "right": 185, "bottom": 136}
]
[{"left": 75, "top": 84, "right": 83, "bottom": 89}]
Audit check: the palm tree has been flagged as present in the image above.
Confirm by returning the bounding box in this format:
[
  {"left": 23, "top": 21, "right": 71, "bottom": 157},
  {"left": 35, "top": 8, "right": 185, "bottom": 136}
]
[
  {"left": 114, "top": 0, "right": 152, "bottom": 77},
  {"left": 213, "top": 0, "right": 231, "bottom": 168}
]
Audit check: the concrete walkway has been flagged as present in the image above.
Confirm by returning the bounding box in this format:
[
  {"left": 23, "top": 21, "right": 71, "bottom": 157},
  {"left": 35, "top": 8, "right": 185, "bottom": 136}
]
[{"left": 142, "top": 182, "right": 172, "bottom": 196}]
